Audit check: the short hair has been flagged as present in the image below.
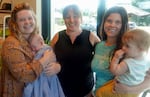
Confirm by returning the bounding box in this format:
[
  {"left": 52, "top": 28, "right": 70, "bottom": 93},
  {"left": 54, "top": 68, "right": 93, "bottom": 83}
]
[
  {"left": 122, "top": 29, "right": 150, "bottom": 52},
  {"left": 62, "top": 4, "right": 82, "bottom": 19}
]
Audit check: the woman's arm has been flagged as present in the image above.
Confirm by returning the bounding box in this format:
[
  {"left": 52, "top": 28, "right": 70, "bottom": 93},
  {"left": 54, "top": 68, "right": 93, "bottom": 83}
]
[
  {"left": 114, "top": 68, "right": 150, "bottom": 93},
  {"left": 89, "top": 32, "right": 100, "bottom": 46},
  {"left": 2, "top": 39, "right": 43, "bottom": 82},
  {"left": 2, "top": 37, "right": 55, "bottom": 83},
  {"left": 46, "top": 32, "right": 61, "bottom": 76},
  {"left": 50, "top": 33, "right": 59, "bottom": 48}
]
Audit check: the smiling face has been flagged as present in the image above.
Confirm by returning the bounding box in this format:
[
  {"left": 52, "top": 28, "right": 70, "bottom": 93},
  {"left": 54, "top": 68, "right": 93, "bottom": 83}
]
[
  {"left": 16, "top": 10, "right": 36, "bottom": 37},
  {"left": 104, "top": 13, "right": 122, "bottom": 39},
  {"left": 64, "top": 9, "right": 82, "bottom": 32},
  {"left": 63, "top": 5, "right": 82, "bottom": 32}
]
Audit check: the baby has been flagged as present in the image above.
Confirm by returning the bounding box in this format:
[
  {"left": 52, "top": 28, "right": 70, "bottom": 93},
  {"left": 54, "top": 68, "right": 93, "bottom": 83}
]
[{"left": 23, "top": 33, "right": 65, "bottom": 97}]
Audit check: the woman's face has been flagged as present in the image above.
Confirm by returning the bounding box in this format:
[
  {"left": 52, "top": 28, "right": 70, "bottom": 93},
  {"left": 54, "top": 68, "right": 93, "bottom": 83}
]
[
  {"left": 104, "top": 13, "right": 122, "bottom": 39},
  {"left": 64, "top": 9, "right": 82, "bottom": 32},
  {"left": 16, "top": 10, "right": 36, "bottom": 36}
]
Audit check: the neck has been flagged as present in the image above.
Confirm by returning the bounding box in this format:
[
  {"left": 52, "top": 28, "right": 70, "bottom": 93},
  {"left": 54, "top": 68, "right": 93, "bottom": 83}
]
[
  {"left": 105, "top": 38, "right": 116, "bottom": 46},
  {"left": 23, "top": 34, "right": 30, "bottom": 40},
  {"left": 66, "top": 28, "right": 82, "bottom": 36},
  {"left": 66, "top": 29, "right": 82, "bottom": 44}
]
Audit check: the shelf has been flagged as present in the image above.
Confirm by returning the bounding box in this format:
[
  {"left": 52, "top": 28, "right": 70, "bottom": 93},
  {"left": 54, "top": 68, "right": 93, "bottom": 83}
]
[{"left": 0, "top": 10, "right": 11, "bottom": 13}]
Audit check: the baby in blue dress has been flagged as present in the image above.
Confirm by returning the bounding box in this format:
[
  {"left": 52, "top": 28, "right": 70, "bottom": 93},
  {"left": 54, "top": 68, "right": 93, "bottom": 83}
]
[{"left": 23, "top": 33, "right": 65, "bottom": 97}]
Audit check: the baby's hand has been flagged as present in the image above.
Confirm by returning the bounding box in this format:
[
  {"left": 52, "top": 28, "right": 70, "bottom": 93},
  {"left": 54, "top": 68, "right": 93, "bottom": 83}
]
[
  {"left": 32, "top": 51, "right": 36, "bottom": 56},
  {"left": 114, "top": 49, "right": 125, "bottom": 59}
]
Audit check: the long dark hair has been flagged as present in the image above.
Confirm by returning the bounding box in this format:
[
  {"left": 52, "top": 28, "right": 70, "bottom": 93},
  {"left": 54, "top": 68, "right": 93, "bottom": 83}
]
[{"left": 99, "top": 6, "right": 129, "bottom": 59}]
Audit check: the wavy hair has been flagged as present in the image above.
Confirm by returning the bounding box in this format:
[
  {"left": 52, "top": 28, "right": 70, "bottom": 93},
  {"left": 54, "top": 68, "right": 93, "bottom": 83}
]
[{"left": 9, "top": 2, "right": 39, "bottom": 46}]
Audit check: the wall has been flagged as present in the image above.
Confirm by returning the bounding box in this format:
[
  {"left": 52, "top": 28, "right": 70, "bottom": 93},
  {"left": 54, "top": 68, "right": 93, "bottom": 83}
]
[
  {"left": 0, "top": 0, "right": 42, "bottom": 33},
  {"left": 12, "top": 0, "right": 36, "bottom": 12}
]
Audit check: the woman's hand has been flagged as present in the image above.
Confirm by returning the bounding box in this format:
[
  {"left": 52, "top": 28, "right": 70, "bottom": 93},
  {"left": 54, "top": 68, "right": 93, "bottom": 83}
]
[
  {"left": 39, "top": 50, "right": 56, "bottom": 69},
  {"left": 44, "top": 62, "right": 61, "bottom": 76},
  {"left": 114, "top": 80, "right": 131, "bottom": 93},
  {"left": 114, "top": 68, "right": 150, "bottom": 94}
]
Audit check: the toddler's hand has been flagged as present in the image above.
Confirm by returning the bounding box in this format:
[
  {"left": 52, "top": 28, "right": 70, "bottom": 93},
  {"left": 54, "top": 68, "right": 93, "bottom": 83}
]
[{"left": 114, "top": 49, "right": 125, "bottom": 59}]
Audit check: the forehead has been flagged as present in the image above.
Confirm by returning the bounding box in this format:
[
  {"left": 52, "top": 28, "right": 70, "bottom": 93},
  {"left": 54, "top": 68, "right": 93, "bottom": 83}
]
[
  {"left": 30, "top": 38, "right": 40, "bottom": 47},
  {"left": 16, "top": 10, "right": 33, "bottom": 18},
  {"left": 32, "top": 35, "right": 40, "bottom": 42},
  {"left": 107, "top": 13, "right": 121, "bottom": 20},
  {"left": 63, "top": 7, "right": 81, "bottom": 18}
]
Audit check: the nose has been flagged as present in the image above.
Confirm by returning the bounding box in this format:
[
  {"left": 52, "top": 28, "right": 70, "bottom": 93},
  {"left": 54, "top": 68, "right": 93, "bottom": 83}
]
[
  {"left": 122, "top": 46, "right": 126, "bottom": 51},
  {"left": 24, "top": 19, "right": 30, "bottom": 24},
  {"left": 110, "top": 22, "right": 116, "bottom": 27},
  {"left": 69, "top": 16, "right": 74, "bottom": 22}
]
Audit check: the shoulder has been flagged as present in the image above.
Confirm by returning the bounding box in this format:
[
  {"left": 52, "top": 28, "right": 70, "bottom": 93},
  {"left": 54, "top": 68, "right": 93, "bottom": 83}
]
[
  {"left": 51, "top": 32, "right": 59, "bottom": 48},
  {"left": 50, "top": 30, "right": 66, "bottom": 48},
  {"left": 89, "top": 32, "right": 100, "bottom": 46},
  {"left": 3, "top": 36, "right": 20, "bottom": 48}
]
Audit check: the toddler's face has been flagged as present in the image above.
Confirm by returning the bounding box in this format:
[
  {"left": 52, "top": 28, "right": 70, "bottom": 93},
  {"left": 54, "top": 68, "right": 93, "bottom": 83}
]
[{"left": 122, "top": 42, "right": 141, "bottom": 58}]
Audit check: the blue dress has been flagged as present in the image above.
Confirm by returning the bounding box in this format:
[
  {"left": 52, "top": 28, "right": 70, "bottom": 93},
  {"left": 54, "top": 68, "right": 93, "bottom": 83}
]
[{"left": 23, "top": 45, "right": 65, "bottom": 97}]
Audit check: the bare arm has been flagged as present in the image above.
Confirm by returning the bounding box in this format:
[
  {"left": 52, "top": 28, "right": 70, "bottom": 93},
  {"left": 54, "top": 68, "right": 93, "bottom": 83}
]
[
  {"left": 110, "top": 49, "right": 128, "bottom": 75},
  {"left": 50, "top": 33, "right": 59, "bottom": 48},
  {"left": 45, "top": 33, "right": 60, "bottom": 76},
  {"left": 115, "top": 68, "right": 150, "bottom": 93},
  {"left": 89, "top": 32, "right": 100, "bottom": 46},
  {"left": 43, "top": 50, "right": 61, "bottom": 76}
]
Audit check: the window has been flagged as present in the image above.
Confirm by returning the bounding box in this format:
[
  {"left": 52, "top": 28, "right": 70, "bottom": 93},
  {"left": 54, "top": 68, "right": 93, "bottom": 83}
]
[
  {"left": 51, "top": 0, "right": 150, "bottom": 39},
  {"left": 51, "top": 0, "right": 99, "bottom": 39}
]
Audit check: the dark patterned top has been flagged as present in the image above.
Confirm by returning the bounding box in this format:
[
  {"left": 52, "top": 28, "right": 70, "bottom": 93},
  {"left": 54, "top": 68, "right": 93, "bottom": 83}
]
[{"left": 54, "top": 30, "right": 95, "bottom": 97}]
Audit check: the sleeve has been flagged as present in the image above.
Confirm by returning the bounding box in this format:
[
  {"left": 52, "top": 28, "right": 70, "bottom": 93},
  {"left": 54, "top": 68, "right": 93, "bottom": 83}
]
[{"left": 2, "top": 39, "right": 43, "bottom": 83}]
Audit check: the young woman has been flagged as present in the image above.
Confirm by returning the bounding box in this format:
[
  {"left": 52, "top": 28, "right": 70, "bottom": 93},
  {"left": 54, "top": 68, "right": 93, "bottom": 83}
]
[
  {"left": 91, "top": 6, "right": 129, "bottom": 92},
  {"left": 51, "top": 4, "right": 100, "bottom": 97},
  {"left": 0, "top": 3, "right": 60, "bottom": 97},
  {"left": 92, "top": 6, "right": 150, "bottom": 97},
  {"left": 96, "top": 29, "right": 150, "bottom": 97}
]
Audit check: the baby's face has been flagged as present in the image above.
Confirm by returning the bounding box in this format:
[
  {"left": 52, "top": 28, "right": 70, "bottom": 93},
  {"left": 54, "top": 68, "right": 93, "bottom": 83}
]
[{"left": 30, "top": 37, "right": 43, "bottom": 52}]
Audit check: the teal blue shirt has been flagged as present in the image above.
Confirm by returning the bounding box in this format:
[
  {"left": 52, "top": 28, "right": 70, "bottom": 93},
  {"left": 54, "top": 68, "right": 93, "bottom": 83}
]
[{"left": 91, "top": 41, "right": 115, "bottom": 91}]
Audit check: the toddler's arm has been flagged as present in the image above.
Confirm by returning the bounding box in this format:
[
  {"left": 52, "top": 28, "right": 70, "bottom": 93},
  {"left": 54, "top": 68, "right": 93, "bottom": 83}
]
[{"left": 110, "top": 49, "right": 128, "bottom": 75}]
